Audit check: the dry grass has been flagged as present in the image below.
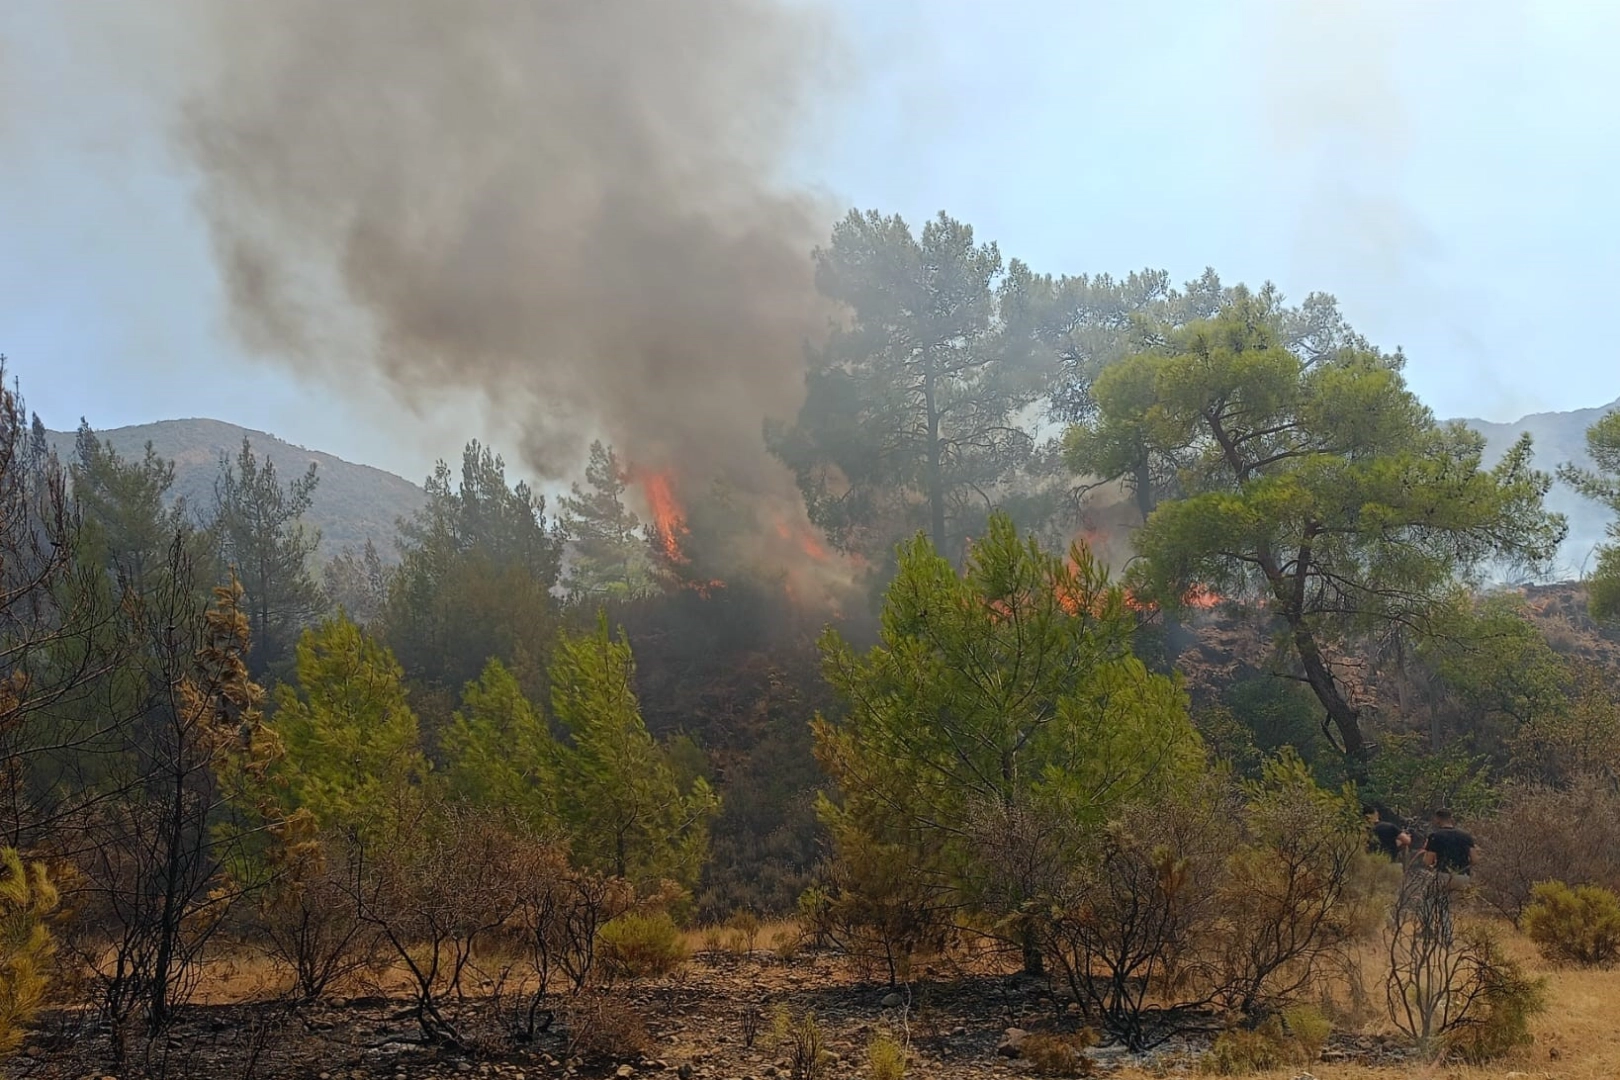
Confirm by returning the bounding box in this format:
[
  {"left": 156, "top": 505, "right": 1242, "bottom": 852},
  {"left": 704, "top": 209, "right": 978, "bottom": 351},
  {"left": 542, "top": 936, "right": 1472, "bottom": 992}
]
[
  {"left": 1114, "top": 916, "right": 1620, "bottom": 1080},
  {"left": 684, "top": 917, "right": 801, "bottom": 958}
]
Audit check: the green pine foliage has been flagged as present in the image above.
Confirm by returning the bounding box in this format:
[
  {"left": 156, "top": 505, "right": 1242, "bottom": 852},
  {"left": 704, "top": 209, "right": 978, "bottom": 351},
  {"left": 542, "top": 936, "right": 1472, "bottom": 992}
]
[
  {"left": 1559, "top": 409, "right": 1620, "bottom": 620},
  {"left": 1069, "top": 290, "right": 1565, "bottom": 773},
  {"left": 551, "top": 615, "right": 719, "bottom": 892},
  {"left": 0, "top": 848, "right": 58, "bottom": 1054},
  {"left": 271, "top": 614, "right": 431, "bottom": 840},
  {"left": 812, "top": 510, "right": 1201, "bottom": 962},
  {"left": 442, "top": 657, "right": 560, "bottom": 830}
]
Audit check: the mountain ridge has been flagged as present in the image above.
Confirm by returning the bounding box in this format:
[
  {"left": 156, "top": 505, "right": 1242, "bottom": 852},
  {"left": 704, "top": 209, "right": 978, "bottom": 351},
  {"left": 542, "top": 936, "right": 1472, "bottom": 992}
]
[
  {"left": 49, "top": 395, "right": 1620, "bottom": 576},
  {"left": 46, "top": 418, "right": 426, "bottom": 563}
]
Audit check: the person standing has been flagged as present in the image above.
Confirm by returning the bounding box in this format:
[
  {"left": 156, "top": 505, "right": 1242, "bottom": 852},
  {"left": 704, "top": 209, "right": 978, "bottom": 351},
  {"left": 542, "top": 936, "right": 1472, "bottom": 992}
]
[{"left": 1421, "top": 808, "right": 1476, "bottom": 876}]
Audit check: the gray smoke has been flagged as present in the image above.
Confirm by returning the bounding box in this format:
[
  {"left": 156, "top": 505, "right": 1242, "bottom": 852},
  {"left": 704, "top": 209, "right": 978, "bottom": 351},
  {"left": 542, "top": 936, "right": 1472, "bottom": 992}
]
[{"left": 176, "top": 0, "right": 844, "bottom": 494}]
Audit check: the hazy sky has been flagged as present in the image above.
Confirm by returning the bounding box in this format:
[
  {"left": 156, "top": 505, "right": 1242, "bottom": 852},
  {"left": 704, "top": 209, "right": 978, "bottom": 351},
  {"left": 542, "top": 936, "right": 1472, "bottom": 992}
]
[{"left": 3, "top": 0, "right": 1617, "bottom": 485}]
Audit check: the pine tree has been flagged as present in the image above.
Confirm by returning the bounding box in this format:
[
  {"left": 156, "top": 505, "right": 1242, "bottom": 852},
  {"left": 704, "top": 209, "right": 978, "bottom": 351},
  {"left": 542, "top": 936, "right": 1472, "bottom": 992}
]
[
  {"left": 72, "top": 420, "right": 188, "bottom": 591},
  {"left": 442, "top": 658, "right": 559, "bottom": 830},
  {"left": 322, "top": 539, "right": 392, "bottom": 625},
  {"left": 558, "top": 441, "right": 655, "bottom": 603},
  {"left": 212, "top": 437, "right": 324, "bottom": 676},
  {"left": 812, "top": 511, "right": 1201, "bottom": 972},
  {"left": 551, "top": 615, "right": 718, "bottom": 891},
  {"left": 271, "top": 615, "right": 430, "bottom": 841},
  {"left": 384, "top": 441, "right": 562, "bottom": 694},
  {"left": 0, "top": 847, "right": 58, "bottom": 1054}
]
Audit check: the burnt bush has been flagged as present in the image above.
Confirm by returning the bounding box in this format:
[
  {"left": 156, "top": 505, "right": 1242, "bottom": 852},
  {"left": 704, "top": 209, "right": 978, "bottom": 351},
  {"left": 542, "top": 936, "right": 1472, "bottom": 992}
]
[{"left": 1475, "top": 774, "right": 1620, "bottom": 919}]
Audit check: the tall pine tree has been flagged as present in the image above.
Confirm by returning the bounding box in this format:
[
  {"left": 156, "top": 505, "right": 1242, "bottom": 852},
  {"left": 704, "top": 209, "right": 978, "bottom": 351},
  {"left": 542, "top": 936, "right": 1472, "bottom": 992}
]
[{"left": 212, "top": 438, "right": 323, "bottom": 677}]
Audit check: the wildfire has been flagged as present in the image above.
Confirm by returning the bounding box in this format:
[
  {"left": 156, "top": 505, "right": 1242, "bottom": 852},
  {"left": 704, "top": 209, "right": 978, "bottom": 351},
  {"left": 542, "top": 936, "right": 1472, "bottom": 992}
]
[
  {"left": 775, "top": 519, "right": 831, "bottom": 563},
  {"left": 636, "top": 469, "right": 688, "bottom": 564}
]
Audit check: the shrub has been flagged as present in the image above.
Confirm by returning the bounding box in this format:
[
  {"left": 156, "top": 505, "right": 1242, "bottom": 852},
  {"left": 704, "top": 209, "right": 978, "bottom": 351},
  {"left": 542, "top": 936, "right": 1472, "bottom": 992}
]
[
  {"left": 1475, "top": 774, "right": 1620, "bottom": 919},
  {"left": 867, "top": 1032, "right": 907, "bottom": 1080},
  {"left": 597, "top": 910, "right": 689, "bottom": 981},
  {"left": 1211, "top": 754, "right": 1373, "bottom": 1016},
  {"left": 797, "top": 826, "right": 956, "bottom": 987},
  {"left": 254, "top": 838, "right": 375, "bottom": 1003},
  {"left": 1022, "top": 1030, "right": 1096, "bottom": 1076},
  {"left": 0, "top": 849, "right": 58, "bottom": 1054},
  {"left": 773, "top": 1005, "right": 831, "bottom": 1080},
  {"left": 1385, "top": 877, "right": 1546, "bottom": 1060},
  {"left": 1443, "top": 933, "right": 1545, "bottom": 1064},
  {"left": 563, "top": 992, "right": 648, "bottom": 1061},
  {"left": 1037, "top": 793, "right": 1230, "bottom": 1051},
  {"left": 1281, "top": 1004, "right": 1331, "bottom": 1061},
  {"left": 726, "top": 909, "right": 761, "bottom": 956},
  {"left": 1521, "top": 881, "right": 1620, "bottom": 967},
  {"left": 1200, "top": 1007, "right": 1328, "bottom": 1075},
  {"left": 771, "top": 927, "right": 802, "bottom": 963}
]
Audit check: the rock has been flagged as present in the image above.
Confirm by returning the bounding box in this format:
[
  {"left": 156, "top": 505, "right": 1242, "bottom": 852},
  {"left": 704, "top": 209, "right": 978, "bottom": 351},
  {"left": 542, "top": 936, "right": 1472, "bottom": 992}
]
[
  {"left": 997, "top": 1028, "right": 1029, "bottom": 1058},
  {"left": 880, "top": 992, "right": 903, "bottom": 1008},
  {"left": 616, "top": 1067, "right": 636, "bottom": 1079},
  {"left": 677, "top": 1066, "right": 695, "bottom": 1080}
]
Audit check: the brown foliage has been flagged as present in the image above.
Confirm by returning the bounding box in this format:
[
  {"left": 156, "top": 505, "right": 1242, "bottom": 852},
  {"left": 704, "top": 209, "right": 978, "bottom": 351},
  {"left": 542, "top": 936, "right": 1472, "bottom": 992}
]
[{"left": 1475, "top": 774, "right": 1620, "bottom": 919}]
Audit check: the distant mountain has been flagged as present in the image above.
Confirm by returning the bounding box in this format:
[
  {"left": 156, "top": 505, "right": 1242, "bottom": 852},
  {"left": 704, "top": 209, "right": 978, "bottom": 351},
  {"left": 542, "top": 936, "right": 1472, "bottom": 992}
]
[
  {"left": 1459, "top": 397, "right": 1620, "bottom": 579},
  {"left": 45, "top": 397, "right": 1620, "bottom": 581},
  {"left": 46, "top": 419, "right": 426, "bottom": 564}
]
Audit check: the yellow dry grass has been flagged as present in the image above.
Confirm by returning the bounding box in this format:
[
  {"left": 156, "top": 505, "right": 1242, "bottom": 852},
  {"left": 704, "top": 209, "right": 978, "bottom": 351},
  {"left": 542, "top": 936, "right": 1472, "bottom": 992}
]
[{"left": 1112, "top": 920, "right": 1620, "bottom": 1080}]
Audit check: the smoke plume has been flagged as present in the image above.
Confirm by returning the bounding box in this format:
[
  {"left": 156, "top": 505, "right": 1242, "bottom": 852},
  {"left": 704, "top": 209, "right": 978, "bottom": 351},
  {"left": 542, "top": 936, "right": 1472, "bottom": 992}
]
[{"left": 176, "top": 0, "right": 843, "bottom": 500}]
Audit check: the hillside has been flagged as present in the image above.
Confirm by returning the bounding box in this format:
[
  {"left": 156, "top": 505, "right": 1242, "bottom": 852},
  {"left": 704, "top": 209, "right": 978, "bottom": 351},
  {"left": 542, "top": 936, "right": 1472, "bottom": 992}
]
[
  {"left": 46, "top": 419, "right": 426, "bottom": 563},
  {"left": 1461, "top": 396, "right": 1620, "bottom": 577}
]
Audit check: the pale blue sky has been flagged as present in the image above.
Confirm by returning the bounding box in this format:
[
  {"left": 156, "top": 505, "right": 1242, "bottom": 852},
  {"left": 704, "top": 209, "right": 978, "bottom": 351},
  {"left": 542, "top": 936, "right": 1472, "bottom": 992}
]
[{"left": 3, "top": 1, "right": 1618, "bottom": 484}]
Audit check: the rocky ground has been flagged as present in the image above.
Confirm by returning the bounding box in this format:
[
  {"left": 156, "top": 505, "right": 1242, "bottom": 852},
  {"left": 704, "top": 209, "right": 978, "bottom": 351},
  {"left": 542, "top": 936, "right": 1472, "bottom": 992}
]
[{"left": 4, "top": 950, "right": 1422, "bottom": 1080}]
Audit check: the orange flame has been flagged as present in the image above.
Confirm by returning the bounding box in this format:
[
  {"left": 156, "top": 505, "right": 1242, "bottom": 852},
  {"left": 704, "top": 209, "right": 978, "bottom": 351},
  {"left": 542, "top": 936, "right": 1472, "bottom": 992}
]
[
  {"left": 637, "top": 469, "right": 688, "bottom": 565},
  {"left": 775, "top": 519, "right": 831, "bottom": 563}
]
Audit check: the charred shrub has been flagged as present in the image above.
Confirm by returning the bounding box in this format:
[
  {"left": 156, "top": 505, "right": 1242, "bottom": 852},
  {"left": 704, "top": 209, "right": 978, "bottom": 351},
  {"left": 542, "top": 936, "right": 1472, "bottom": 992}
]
[
  {"left": 1520, "top": 880, "right": 1620, "bottom": 967},
  {"left": 1211, "top": 753, "right": 1378, "bottom": 1016},
  {"left": 563, "top": 991, "right": 649, "bottom": 1061},
  {"left": 1036, "top": 802, "right": 1225, "bottom": 1051},
  {"left": 253, "top": 836, "right": 374, "bottom": 1003},
  {"left": 1385, "top": 874, "right": 1546, "bottom": 1060}
]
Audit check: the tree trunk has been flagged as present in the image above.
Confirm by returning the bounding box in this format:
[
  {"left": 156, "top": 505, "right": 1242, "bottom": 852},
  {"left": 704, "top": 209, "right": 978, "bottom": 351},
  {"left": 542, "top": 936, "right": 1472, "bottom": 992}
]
[
  {"left": 922, "top": 351, "right": 947, "bottom": 555},
  {"left": 1293, "top": 623, "right": 1369, "bottom": 780},
  {"left": 1021, "top": 923, "right": 1044, "bottom": 977}
]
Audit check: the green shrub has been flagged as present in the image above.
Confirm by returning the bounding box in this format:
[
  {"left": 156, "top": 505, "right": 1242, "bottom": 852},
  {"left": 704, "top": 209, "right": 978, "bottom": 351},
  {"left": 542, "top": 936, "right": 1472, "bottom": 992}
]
[
  {"left": 773, "top": 1005, "right": 831, "bottom": 1080},
  {"left": 1281, "top": 1004, "right": 1331, "bottom": 1062},
  {"left": 597, "top": 911, "right": 689, "bottom": 981},
  {"left": 1443, "top": 930, "right": 1546, "bottom": 1064},
  {"left": 1521, "top": 880, "right": 1620, "bottom": 967},
  {"left": 867, "top": 1032, "right": 907, "bottom": 1080},
  {"left": 0, "top": 848, "right": 58, "bottom": 1055},
  {"left": 1201, "top": 1007, "right": 1329, "bottom": 1075}
]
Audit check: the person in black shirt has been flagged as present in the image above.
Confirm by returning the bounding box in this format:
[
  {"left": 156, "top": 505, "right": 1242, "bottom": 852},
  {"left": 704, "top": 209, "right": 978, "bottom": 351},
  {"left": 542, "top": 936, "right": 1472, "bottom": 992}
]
[
  {"left": 1421, "top": 808, "right": 1476, "bottom": 876},
  {"left": 1363, "top": 804, "right": 1411, "bottom": 862}
]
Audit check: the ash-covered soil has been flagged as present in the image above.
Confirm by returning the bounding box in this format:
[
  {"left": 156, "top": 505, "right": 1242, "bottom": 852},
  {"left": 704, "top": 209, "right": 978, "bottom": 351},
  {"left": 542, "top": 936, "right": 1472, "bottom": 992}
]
[{"left": 4, "top": 952, "right": 1413, "bottom": 1080}]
